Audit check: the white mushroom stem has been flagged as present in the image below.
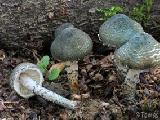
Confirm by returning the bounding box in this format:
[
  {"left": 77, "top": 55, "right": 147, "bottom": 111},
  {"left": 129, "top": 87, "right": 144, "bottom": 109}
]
[
  {"left": 122, "top": 69, "right": 141, "bottom": 101},
  {"left": 115, "top": 62, "right": 150, "bottom": 101},
  {"left": 20, "top": 74, "right": 78, "bottom": 110},
  {"left": 122, "top": 69, "right": 149, "bottom": 101}
]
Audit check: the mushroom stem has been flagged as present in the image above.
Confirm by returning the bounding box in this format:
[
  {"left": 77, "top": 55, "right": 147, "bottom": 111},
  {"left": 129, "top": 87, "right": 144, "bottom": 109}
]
[
  {"left": 20, "top": 74, "right": 78, "bottom": 110},
  {"left": 122, "top": 69, "right": 141, "bottom": 101},
  {"left": 123, "top": 69, "right": 149, "bottom": 101},
  {"left": 64, "top": 61, "right": 79, "bottom": 94},
  {"left": 115, "top": 62, "right": 141, "bottom": 101}
]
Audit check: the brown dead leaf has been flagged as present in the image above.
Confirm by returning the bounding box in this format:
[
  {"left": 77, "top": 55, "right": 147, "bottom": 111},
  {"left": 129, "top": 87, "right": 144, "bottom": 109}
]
[
  {"left": 45, "top": 62, "right": 65, "bottom": 80},
  {"left": 72, "top": 93, "right": 90, "bottom": 100},
  {"left": 59, "top": 110, "right": 69, "bottom": 120},
  {"left": 150, "top": 67, "right": 160, "bottom": 78},
  {"left": 48, "top": 12, "right": 54, "bottom": 19},
  {"left": 83, "top": 56, "right": 91, "bottom": 63},
  {"left": 0, "top": 49, "right": 5, "bottom": 61},
  {"left": 94, "top": 73, "right": 103, "bottom": 81},
  {"left": 108, "top": 75, "right": 117, "bottom": 82},
  {"left": 48, "top": 62, "right": 65, "bottom": 73},
  {"left": 0, "top": 99, "right": 6, "bottom": 111},
  {"left": 86, "top": 64, "right": 93, "bottom": 71},
  {"left": 99, "top": 54, "right": 114, "bottom": 68}
]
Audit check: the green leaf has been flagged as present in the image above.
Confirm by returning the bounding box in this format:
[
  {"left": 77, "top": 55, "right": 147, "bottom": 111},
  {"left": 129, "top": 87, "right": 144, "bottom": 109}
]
[
  {"left": 48, "top": 68, "right": 60, "bottom": 81},
  {"left": 37, "top": 55, "right": 50, "bottom": 73},
  {"left": 37, "top": 64, "right": 46, "bottom": 73}
]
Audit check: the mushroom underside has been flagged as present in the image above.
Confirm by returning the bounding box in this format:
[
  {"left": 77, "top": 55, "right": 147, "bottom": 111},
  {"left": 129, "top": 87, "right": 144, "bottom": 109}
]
[{"left": 10, "top": 63, "right": 43, "bottom": 98}]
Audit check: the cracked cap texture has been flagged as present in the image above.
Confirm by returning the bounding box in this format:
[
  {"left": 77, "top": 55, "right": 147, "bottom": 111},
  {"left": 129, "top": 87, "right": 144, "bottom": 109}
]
[
  {"left": 99, "top": 14, "right": 144, "bottom": 48},
  {"left": 51, "top": 27, "right": 93, "bottom": 61},
  {"left": 114, "top": 32, "right": 160, "bottom": 69}
]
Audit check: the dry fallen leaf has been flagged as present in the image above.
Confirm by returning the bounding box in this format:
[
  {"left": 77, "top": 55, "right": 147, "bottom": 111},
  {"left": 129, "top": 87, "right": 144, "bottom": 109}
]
[
  {"left": 0, "top": 99, "right": 6, "bottom": 111},
  {"left": 0, "top": 50, "right": 5, "bottom": 61},
  {"left": 48, "top": 62, "right": 65, "bottom": 73},
  {"left": 150, "top": 66, "right": 160, "bottom": 79},
  {"left": 72, "top": 93, "right": 90, "bottom": 100},
  {"left": 48, "top": 12, "right": 54, "bottom": 19},
  {"left": 59, "top": 110, "right": 69, "bottom": 120},
  {"left": 94, "top": 73, "right": 104, "bottom": 81},
  {"left": 99, "top": 54, "right": 114, "bottom": 68}
]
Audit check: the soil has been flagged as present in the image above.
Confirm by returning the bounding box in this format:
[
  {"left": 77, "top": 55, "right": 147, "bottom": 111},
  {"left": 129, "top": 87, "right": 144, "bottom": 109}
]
[{"left": 0, "top": 0, "right": 160, "bottom": 120}]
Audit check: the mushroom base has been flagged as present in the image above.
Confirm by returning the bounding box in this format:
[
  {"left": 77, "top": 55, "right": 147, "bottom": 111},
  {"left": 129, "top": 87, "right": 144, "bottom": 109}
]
[
  {"left": 122, "top": 69, "right": 140, "bottom": 101},
  {"left": 122, "top": 69, "right": 149, "bottom": 102},
  {"left": 64, "top": 61, "right": 79, "bottom": 94}
]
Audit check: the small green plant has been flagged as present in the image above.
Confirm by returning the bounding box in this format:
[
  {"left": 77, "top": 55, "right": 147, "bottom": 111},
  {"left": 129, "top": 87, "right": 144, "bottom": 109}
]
[
  {"left": 37, "top": 55, "right": 63, "bottom": 81},
  {"left": 48, "top": 68, "right": 60, "bottom": 81},
  {"left": 129, "top": 0, "right": 153, "bottom": 23},
  {"left": 37, "top": 56, "right": 50, "bottom": 73},
  {"left": 97, "top": 6, "right": 123, "bottom": 20}
]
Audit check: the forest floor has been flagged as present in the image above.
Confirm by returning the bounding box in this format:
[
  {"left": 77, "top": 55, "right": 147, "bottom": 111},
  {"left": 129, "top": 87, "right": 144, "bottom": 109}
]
[{"left": 0, "top": 0, "right": 160, "bottom": 120}]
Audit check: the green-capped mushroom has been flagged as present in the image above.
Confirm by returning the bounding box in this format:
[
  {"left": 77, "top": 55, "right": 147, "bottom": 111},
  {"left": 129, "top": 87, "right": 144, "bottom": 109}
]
[
  {"left": 115, "top": 32, "right": 160, "bottom": 69},
  {"left": 51, "top": 26, "right": 93, "bottom": 61},
  {"left": 99, "top": 14, "right": 144, "bottom": 48},
  {"left": 51, "top": 23, "right": 93, "bottom": 94},
  {"left": 114, "top": 32, "right": 160, "bottom": 101}
]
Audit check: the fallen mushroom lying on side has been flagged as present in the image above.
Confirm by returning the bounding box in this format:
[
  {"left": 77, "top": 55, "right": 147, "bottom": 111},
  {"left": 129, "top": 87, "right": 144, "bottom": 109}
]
[
  {"left": 114, "top": 32, "right": 160, "bottom": 101},
  {"left": 99, "top": 14, "right": 144, "bottom": 48},
  {"left": 50, "top": 23, "right": 93, "bottom": 94},
  {"left": 10, "top": 63, "right": 79, "bottom": 110}
]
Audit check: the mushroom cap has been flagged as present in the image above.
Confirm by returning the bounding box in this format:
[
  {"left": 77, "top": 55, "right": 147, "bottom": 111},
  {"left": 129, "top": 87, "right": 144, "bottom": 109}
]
[
  {"left": 114, "top": 32, "right": 160, "bottom": 69},
  {"left": 10, "top": 63, "right": 44, "bottom": 98},
  {"left": 50, "top": 27, "right": 93, "bottom": 61},
  {"left": 54, "top": 23, "right": 74, "bottom": 38},
  {"left": 99, "top": 14, "right": 144, "bottom": 48}
]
